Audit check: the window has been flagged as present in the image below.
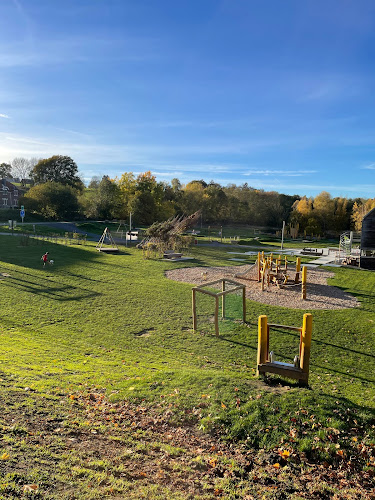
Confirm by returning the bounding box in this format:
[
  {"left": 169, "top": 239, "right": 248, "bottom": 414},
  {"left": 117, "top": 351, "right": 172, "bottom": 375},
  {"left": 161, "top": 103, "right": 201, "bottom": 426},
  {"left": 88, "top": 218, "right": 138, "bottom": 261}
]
[
  {"left": 2, "top": 198, "right": 8, "bottom": 206},
  {"left": 14, "top": 190, "right": 18, "bottom": 197}
]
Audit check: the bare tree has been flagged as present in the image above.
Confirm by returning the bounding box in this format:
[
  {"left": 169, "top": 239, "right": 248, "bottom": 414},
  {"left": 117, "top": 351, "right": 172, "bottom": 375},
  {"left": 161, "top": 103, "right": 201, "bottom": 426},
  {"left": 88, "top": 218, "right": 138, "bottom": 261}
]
[{"left": 11, "top": 157, "right": 42, "bottom": 186}]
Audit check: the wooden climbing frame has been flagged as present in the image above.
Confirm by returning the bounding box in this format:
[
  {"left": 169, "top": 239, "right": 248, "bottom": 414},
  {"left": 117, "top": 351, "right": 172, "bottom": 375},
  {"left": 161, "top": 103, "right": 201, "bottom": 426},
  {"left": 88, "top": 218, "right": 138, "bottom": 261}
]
[
  {"left": 192, "top": 278, "right": 246, "bottom": 337},
  {"left": 256, "top": 313, "right": 313, "bottom": 385}
]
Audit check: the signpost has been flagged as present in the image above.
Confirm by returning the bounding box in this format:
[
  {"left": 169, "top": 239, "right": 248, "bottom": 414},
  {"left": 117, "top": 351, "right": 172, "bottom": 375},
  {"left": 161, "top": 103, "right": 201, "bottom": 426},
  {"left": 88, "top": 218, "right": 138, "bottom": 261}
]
[{"left": 20, "top": 205, "right": 25, "bottom": 223}]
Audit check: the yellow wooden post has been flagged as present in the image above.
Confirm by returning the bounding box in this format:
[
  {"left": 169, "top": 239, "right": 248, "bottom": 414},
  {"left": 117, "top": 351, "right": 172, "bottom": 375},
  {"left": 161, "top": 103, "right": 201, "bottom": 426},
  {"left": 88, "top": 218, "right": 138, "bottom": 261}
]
[
  {"left": 222, "top": 280, "right": 225, "bottom": 319},
  {"left": 285, "top": 256, "right": 288, "bottom": 271},
  {"left": 300, "top": 313, "right": 313, "bottom": 383},
  {"left": 192, "top": 289, "right": 197, "bottom": 331},
  {"left": 261, "top": 261, "right": 267, "bottom": 291},
  {"left": 257, "top": 315, "right": 268, "bottom": 375},
  {"left": 270, "top": 253, "right": 273, "bottom": 271},
  {"left": 295, "top": 257, "right": 301, "bottom": 283},
  {"left": 257, "top": 252, "right": 261, "bottom": 281},
  {"left": 214, "top": 296, "right": 219, "bottom": 336},
  {"left": 302, "top": 266, "right": 307, "bottom": 299},
  {"left": 242, "top": 286, "right": 246, "bottom": 322}
]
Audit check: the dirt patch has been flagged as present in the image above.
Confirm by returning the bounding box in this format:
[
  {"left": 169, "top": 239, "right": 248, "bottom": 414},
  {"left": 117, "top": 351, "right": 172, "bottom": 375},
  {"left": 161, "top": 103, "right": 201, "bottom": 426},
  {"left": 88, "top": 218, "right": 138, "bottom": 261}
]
[
  {"left": 165, "top": 265, "right": 359, "bottom": 310},
  {"left": 0, "top": 382, "right": 373, "bottom": 499}
]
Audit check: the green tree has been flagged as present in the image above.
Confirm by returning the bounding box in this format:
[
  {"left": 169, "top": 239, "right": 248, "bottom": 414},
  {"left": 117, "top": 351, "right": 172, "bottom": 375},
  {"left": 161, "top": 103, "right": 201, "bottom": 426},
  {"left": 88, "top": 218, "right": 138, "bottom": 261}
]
[
  {"left": 81, "top": 176, "right": 122, "bottom": 219},
  {"left": 31, "top": 155, "right": 83, "bottom": 189},
  {"left": 0, "top": 162, "right": 11, "bottom": 178},
  {"left": 22, "top": 182, "right": 81, "bottom": 219},
  {"left": 117, "top": 172, "right": 137, "bottom": 217}
]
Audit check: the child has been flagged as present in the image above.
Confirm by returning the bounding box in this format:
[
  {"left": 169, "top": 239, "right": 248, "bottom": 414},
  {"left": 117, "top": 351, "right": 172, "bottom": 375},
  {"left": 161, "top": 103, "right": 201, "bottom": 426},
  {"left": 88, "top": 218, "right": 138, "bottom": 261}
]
[{"left": 41, "top": 252, "right": 49, "bottom": 267}]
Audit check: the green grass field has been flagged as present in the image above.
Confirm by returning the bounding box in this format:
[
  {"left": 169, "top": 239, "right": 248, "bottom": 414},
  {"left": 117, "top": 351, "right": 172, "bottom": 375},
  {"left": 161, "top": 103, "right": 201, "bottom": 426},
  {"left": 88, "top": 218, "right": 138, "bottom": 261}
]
[{"left": 0, "top": 236, "right": 374, "bottom": 499}]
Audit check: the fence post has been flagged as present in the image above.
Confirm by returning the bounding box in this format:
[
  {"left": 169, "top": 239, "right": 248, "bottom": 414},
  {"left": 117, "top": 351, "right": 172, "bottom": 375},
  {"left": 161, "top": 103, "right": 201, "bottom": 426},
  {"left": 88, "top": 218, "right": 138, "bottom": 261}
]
[
  {"left": 257, "top": 315, "right": 268, "bottom": 375},
  {"left": 222, "top": 280, "right": 225, "bottom": 319},
  {"left": 242, "top": 286, "right": 246, "bottom": 322},
  {"left": 295, "top": 257, "right": 301, "bottom": 283},
  {"left": 214, "top": 296, "right": 219, "bottom": 337},
  {"left": 257, "top": 252, "right": 261, "bottom": 281},
  {"left": 300, "top": 313, "right": 313, "bottom": 383},
  {"left": 301, "top": 266, "right": 307, "bottom": 299}
]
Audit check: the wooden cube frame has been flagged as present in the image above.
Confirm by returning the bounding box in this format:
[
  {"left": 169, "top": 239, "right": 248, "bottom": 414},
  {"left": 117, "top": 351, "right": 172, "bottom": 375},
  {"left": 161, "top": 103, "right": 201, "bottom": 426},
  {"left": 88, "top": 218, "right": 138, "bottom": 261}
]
[
  {"left": 257, "top": 313, "right": 313, "bottom": 385},
  {"left": 192, "top": 278, "right": 246, "bottom": 336}
]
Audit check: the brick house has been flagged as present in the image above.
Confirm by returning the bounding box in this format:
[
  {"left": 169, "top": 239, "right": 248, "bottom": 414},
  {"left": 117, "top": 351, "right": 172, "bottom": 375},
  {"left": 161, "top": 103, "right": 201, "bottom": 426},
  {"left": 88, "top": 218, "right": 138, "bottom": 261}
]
[{"left": 0, "top": 179, "right": 23, "bottom": 208}]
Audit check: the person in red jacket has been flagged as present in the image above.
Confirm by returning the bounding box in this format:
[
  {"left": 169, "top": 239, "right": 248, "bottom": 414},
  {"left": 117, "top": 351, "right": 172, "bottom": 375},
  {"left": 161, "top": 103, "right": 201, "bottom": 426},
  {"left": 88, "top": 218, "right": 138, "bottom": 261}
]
[{"left": 41, "top": 252, "right": 49, "bottom": 267}]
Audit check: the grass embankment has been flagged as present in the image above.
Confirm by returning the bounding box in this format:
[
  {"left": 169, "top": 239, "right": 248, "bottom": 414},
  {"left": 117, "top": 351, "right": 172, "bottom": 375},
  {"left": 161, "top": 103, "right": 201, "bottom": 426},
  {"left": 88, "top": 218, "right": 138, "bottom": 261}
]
[{"left": 0, "top": 237, "right": 374, "bottom": 498}]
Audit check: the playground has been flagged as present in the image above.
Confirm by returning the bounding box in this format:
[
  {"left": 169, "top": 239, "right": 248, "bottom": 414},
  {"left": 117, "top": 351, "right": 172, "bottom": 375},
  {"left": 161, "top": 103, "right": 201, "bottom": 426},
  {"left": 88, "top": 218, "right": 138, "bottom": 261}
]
[
  {"left": 166, "top": 263, "right": 359, "bottom": 310},
  {"left": 0, "top": 235, "right": 374, "bottom": 499}
]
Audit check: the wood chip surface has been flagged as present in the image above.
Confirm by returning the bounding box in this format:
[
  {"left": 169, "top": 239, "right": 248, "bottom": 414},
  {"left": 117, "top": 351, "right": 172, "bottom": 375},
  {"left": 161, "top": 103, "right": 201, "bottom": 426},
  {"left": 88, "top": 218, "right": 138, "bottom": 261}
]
[{"left": 166, "top": 264, "right": 359, "bottom": 310}]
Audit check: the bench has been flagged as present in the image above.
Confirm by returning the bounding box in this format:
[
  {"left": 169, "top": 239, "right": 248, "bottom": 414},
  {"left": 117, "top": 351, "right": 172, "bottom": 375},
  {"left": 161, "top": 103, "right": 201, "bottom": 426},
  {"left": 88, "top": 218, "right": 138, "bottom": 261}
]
[
  {"left": 301, "top": 248, "right": 323, "bottom": 256},
  {"left": 163, "top": 250, "right": 183, "bottom": 260}
]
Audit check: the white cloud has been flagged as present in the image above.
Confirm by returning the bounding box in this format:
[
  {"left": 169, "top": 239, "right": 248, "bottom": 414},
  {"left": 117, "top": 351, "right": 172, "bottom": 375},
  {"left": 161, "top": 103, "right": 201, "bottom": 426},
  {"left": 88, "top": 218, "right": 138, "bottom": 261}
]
[
  {"left": 362, "top": 163, "right": 375, "bottom": 170},
  {"left": 0, "top": 113, "right": 9, "bottom": 119},
  {"left": 244, "top": 169, "right": 317, "bottom": 177}
]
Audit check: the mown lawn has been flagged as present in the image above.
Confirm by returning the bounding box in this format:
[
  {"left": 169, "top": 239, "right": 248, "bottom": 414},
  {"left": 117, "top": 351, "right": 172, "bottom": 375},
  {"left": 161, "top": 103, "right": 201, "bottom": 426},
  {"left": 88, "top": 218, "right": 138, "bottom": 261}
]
[{"left": 0, "top": 236, "right": 374, "bottom": 499}]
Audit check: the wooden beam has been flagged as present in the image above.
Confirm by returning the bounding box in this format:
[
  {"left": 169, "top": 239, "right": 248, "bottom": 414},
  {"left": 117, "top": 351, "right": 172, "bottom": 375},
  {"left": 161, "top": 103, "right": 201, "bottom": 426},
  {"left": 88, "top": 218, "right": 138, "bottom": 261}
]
[
  {"left": 257, "top": 315, "right": 268, "bottom": 375},
  {"left": 222, "top": 280, "right": 225, "bottom": 319},
  {"left": 302, "top": 266, "right": 307, "bottom": 300},
  {"left": 195, "top": 278, "right": 223, "bottom": 289},
  {"left": 258, "top": 362, "right": 308, "bottom": 381},
  {"left": 268, "top": 323, "right": 302, "bottom": 332},
  {"left": 242, "top": 286, "right": 246, "bottom": 322},
  {"left": 300, "top": 313, "right": 313, "bottom": 383},
  {"left": 216, "top": 285, "right": 246, "bottom": 297},
  {"left": 193, "top": 288, "right": 218, "bottom": 298}
]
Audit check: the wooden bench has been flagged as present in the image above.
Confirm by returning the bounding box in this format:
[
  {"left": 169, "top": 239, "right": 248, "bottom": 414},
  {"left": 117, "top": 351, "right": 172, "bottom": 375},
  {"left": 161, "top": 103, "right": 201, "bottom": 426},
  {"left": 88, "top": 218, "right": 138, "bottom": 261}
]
[
  {"left": 301, "top": 248, "right": 323, "bottom": 256},
  {"left": 163, "top": 250, "right": 183, "bottom": 260}
]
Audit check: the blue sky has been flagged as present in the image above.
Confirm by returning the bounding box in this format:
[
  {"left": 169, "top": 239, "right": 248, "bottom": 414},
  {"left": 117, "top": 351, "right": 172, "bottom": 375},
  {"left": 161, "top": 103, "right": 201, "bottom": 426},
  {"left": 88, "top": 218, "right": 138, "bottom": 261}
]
[{"left": 1, "top": 0, "right": 375, "bottom": 198}]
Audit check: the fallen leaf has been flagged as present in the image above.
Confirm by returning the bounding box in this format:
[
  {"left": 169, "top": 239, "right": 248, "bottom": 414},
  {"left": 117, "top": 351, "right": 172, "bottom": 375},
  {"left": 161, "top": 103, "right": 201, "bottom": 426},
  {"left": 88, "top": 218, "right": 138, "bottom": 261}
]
[
  {"left": 0, "top": 452, "right": 10, "bottom": 460},
  {"left": 22, "top": 484, "right": 38, "bottom": 492}
]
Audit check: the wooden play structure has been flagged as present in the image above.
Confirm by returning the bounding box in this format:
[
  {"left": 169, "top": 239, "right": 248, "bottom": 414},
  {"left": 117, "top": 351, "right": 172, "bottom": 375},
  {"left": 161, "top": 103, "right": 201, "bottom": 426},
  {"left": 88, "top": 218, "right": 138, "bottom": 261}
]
[
  {"left": 234, "top": 252, "right": 307, "bottom": 300},
  {"left": 257, "top": 313, "right": 313, "bottom": 385},
  {"left": 96, "top": 227, "right": 119, "bottom": 253},
  {"left": 192, "top": 278, "right": 246, "bottom": 336},
  {"left": 257, "top": 252, "right": 307, "bottom": 299}
]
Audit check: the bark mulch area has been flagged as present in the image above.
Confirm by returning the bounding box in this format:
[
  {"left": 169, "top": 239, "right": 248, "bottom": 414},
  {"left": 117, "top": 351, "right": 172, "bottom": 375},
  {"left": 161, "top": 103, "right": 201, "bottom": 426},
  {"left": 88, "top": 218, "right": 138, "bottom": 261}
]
[{"left": 166, "top": 265, "right": 359, "bottom": 310}]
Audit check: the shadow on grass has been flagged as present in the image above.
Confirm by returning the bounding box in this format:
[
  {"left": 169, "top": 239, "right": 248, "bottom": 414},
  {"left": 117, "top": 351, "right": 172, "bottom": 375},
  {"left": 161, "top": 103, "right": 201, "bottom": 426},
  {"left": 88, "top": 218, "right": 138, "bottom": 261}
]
[
  {"left": 2, "top": 276, "right": 100, "bottom": 302},
  {"left": 0, "top": 236, "right": 129, "bottom": 271}
]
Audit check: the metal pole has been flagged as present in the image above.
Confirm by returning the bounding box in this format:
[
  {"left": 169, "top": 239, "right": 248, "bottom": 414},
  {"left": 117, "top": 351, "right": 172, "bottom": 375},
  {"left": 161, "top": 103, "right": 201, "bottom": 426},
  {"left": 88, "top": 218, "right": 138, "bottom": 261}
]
[{"left": 281, "top": 220, "right": 285, "bottom": 250}]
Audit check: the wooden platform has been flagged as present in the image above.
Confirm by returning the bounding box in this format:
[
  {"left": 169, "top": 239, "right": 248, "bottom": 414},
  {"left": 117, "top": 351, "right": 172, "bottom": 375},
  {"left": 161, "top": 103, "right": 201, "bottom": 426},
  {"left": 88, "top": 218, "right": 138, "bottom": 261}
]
[{"left": 258, "top": 361, "right": 308, "bottom": 382}]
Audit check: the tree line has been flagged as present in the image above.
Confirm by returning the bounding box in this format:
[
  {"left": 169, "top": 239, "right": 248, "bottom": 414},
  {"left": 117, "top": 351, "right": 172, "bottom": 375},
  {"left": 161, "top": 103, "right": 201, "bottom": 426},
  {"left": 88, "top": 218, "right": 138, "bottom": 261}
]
[{"left": 1, "top": 155, "right": 374, "bottom": 233}]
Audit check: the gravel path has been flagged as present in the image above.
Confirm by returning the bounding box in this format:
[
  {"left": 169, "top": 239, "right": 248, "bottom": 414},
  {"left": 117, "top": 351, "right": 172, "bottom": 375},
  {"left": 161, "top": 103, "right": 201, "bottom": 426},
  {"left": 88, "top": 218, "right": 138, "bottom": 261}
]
[{"left": 166, "top": 264, "right": 359, "bottom": 310}]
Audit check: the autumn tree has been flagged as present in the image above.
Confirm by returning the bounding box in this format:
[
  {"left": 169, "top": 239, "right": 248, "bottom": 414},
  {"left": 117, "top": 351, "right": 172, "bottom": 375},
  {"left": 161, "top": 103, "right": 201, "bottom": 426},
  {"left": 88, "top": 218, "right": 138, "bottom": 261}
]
[
  {"left": 352, "top": 198, "right": 375, "bottom": 231},
  {"left": 313, "top": 191, "right": 335, "bottom": 231}
]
